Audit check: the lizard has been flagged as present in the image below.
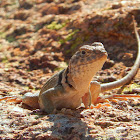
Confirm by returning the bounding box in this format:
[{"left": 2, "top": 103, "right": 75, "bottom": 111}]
[{"left": 0, "top": 19, "right": 140, "bottom": 114}]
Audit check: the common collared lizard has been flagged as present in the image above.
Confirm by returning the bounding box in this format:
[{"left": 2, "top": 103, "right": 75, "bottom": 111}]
[{"left": 0, "top": 20, "right": 140, "bottom": 114}]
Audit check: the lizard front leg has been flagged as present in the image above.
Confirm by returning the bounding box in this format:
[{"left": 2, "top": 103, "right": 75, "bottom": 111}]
[
  {"left": 89, "top": 81, "right": 101, "bottom": 105},
  {"left": 82, "top": 81, "right": 101, "bottom": 108}
]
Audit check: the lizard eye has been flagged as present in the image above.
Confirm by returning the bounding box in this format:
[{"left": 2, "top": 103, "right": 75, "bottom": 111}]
[{"left": 81, "top": 50, "right": 86, "bottom": 55}]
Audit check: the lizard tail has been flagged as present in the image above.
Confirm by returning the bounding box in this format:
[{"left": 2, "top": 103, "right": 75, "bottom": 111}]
[{"left": 101, "top": 18, "right": 140, "bottom": 92}]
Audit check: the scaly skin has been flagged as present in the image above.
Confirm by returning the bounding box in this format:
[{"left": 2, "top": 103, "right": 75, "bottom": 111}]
[{"left": 38, "top": 42, "right": 107, "bottom": 113}]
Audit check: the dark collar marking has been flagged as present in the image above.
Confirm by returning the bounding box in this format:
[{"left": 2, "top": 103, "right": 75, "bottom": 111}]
[
  {"left": 65, "top": 67, "right": 73, "bottom": 88},
  {"left": 57, "top": 68, "right": 73, "bottom": 88}
]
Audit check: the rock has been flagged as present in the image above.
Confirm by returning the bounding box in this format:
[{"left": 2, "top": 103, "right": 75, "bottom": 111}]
[
  {"left": 111, "top": 2, "right": 123, "bottom": 9},
  {"left": 13, "top": 10, "right": 30, "bottom": 21},
  {"left": 98, "top": 75, "right": 117, "bottom": 83},
  {"left": 39, "top": 3, "right": 60, "bottom": 15},
  {"left": 122, "top": 53, "right": 133, "bottom": 61},
  {"left": 28, "top": 53, "right": 58, "bottom": 70},
  {"left": 19, "top": 0, "right": 33, "bottom": 9},
  {"left": 103, "top": 59, "right": 115, "bottom": 69}
]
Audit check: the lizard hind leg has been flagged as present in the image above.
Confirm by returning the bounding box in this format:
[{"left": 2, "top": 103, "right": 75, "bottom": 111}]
[{"left": 39, "top": 87, "right": 60, "bottom": 114}]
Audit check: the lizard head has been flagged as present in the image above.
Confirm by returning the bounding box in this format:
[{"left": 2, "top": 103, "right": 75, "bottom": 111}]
[
  {"left": 68, "top": 42, "right": 107, "bottom": 91},
  {"left": 78, "top": 42, "right": 107, "bottom": 64},
  {"left": 69, "top": 42, "right": 107, "bottom": 69}
]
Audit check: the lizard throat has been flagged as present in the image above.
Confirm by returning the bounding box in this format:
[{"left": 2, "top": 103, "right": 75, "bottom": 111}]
[{"left": 68, "top": 56, "right": 106, "bottom": 91}]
